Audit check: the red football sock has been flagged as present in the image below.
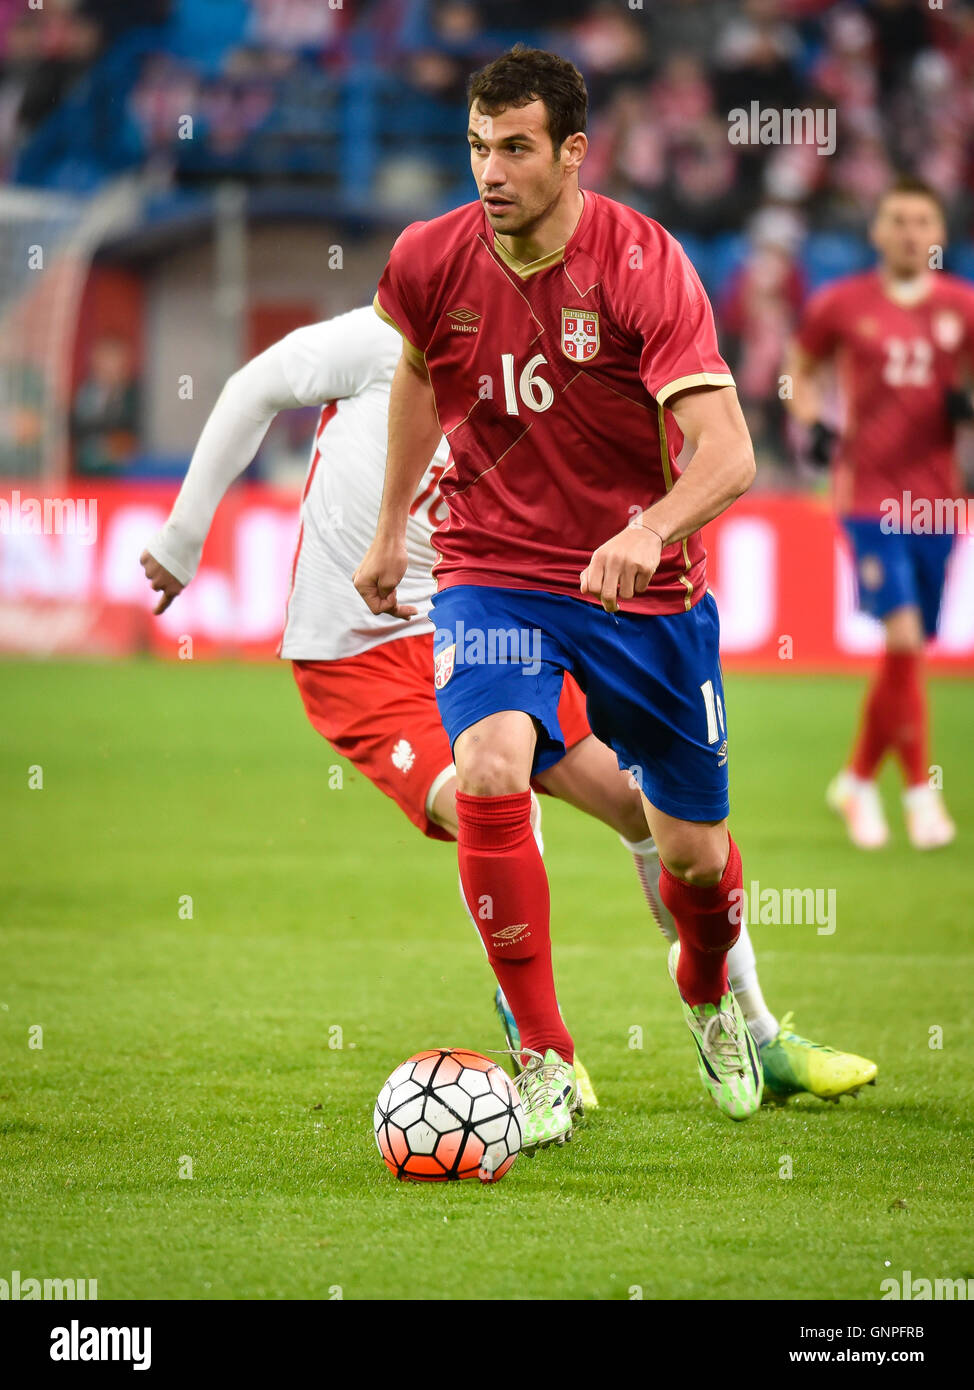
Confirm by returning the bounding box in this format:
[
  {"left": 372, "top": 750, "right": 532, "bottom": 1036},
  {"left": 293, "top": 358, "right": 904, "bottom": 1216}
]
[
  {"left": 886, "top": 652, "right": 927, "bottom": 788},
  {"left": 659, "top": 838, "right": 742, "bottom": 1008},
  {"left": 850, "top": 658, "right": 893, "bottom": 780},
  {"left": 850, "top": 650, "right": 927, "bottom": 786},
  {"left": 456, "top": 789, "right": 573, "bottom": 1063}
]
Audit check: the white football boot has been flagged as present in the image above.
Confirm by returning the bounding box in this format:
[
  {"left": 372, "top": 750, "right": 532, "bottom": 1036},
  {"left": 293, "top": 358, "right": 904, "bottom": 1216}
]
[
  {"left": 826, "top": 770, "right": 889, "bottom": 849},
  {"left": 902, "top": 784, "right": 955, "bottom": 850}
]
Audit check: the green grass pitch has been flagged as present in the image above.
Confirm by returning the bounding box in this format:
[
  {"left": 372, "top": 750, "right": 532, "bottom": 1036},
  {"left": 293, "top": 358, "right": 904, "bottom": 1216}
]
[{"left": 1, "top": 659, "right": 972, "bottom": 1301}]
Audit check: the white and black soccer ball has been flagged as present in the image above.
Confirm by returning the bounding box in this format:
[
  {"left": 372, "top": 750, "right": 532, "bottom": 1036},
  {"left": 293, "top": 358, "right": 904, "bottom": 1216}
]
[{"left": 374, "top": 1048, "right": 524, "bottom": 1183}]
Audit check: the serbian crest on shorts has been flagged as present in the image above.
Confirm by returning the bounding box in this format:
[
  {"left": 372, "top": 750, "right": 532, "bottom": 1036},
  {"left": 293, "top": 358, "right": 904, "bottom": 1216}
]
[
  {"left": 561, "top": 308, "right": 600, "bottom": 362},
  {"left": 859, "top": 555, "right": 884, "bottom": 591},
  {"left": 434, "top": 642, "right": 456, "bottom": 689}
]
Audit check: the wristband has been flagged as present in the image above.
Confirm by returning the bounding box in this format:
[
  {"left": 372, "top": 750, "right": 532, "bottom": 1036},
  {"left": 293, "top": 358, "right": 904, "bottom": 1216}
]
[{"left": 637, "top": 520, "right": 666, "bottom": 546}]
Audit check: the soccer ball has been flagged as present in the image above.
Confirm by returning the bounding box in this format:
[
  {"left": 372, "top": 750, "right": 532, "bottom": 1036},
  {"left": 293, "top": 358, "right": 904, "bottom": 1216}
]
[{"left": 374, "top": 1048, "right": 524, "bottom": 1183}]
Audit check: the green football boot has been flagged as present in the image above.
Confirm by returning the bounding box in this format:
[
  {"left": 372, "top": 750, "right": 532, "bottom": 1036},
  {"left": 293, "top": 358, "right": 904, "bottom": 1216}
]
[
  {"left": 514, "top": 1048, "right": 578, "bottom": 1152},
  {"left": 668, "top": 942, "right": 763, "bottom": 1120},
  {"left": 761, "top": 1012, "right": 878, "bottom": 1104},
  {"left": 494, "top": 987, "right": 597, "bottom": 1111}
]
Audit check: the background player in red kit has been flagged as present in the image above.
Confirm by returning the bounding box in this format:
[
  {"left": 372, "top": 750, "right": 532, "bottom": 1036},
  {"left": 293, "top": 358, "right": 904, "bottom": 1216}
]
[
  {"left": 356, "top": 46, "right": 767, "bottom": 1144},
  {"left": 787, "top": 178, "right": 974, "bottom": 852}
]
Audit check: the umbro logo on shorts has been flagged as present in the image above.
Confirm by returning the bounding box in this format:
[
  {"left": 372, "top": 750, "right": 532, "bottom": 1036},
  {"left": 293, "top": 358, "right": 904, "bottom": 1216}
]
[{"left": 491, "top": 922, "right": 530, "bottom": 946}]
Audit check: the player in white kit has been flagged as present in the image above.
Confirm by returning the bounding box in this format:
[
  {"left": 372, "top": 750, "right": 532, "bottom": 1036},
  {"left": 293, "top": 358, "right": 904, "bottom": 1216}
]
[{"left": 140, "top": 306, "right": 876, "bottom": 1106}]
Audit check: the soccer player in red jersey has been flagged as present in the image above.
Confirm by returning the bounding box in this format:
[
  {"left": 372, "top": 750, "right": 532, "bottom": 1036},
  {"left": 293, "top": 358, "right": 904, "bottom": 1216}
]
[
  {"left": 356, "top": 46, "right": 772, "bottom": 1141},
  {"left": 141, "top": 305, "right": 876, "bottom": 1119},
  {"left": 787, "top": 177, "right": 974, "bottom": 851}
]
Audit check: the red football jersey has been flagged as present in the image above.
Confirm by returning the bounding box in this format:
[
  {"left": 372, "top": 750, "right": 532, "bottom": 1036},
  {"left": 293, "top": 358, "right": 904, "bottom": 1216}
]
[
  {"left": 375, "top": 191, "right": 735, "bottom": 614},
  {"left": 796, "top": 269, "right": 974, "bottom": 517}
]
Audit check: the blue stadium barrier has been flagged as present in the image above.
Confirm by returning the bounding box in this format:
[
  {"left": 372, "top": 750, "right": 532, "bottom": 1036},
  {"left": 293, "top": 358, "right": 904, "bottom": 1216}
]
[{"left": 802, "top": 232, "right": 873, "bottom": 290}]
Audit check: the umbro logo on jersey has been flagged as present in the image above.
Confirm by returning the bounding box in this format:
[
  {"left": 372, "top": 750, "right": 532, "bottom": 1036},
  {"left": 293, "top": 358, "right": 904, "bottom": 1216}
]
[
  {"left": 716, "top": 738, "right": 728, "bottom": 768},
  {"left": 561, "top": 307, "right": 600, "bottom": 362},
  {"left": 447, "top": 307, "right": 481, "bottom": 333},
  {"left": 491, "top": 922, "right": 530, "bottom": 946}
]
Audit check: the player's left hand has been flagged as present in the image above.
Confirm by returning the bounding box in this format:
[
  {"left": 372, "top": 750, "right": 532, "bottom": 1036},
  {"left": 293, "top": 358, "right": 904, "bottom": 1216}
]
[
  {"left": 808, "top": 420, "right": 838, "bottom": 467},
  {"left": 580, "top": 522, "right": 663, "bottom": 614}
]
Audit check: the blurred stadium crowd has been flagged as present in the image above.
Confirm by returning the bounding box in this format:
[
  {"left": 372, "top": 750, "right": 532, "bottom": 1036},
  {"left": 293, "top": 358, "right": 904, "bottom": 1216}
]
[{"left": 1, "top": 0, "right": 973, "bottom": 471}]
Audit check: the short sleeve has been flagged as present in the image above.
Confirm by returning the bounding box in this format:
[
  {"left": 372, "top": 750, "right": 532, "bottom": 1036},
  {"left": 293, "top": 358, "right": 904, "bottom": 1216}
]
[
  {"left": 795, "top": 284, "right": 843, "bottom": 362},
  {"left": 374, "top": 221, "right": 432, "bottom": 369},
  {"left": 632, "top": 232, "right": 735, "bottom": 408}
]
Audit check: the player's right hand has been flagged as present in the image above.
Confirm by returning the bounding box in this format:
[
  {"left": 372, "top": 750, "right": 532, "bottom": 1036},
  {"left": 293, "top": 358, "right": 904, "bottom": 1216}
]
[
  {"left": 353, "top": 537, "right": 417, "bottom": 620},
  {"left": 139, "top": 550, "right": 185, "bottom": 615},
  {"left": 580, "top": 522, "right": 662, "bottom": 614},
  {"left": 808, "top": 420, "right": 838, "bottom": 468}
]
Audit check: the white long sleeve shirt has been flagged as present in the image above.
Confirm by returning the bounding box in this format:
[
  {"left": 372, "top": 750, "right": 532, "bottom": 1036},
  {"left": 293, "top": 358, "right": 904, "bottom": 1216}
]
[{"left": 145, "top": 306, "right": 451, "bottom": 660}]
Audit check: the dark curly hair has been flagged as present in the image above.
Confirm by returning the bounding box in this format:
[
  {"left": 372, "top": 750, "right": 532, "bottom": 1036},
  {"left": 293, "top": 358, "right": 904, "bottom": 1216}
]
[{"left": 467, "top": 45, "right": 588, "bottom": 156}]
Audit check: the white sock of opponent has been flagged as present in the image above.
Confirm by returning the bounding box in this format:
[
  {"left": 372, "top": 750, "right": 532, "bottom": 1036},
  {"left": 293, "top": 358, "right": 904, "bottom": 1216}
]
[
  {"left": 721, "top": 916, "right": 779, "bottom": 1047},
  {"left": 620, "top": 832, "right": 779, "bottom": 1046}
]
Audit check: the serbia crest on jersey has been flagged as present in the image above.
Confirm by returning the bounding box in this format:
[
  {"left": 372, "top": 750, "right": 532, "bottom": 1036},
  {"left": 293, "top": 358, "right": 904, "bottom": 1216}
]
[{"left": 561, "top": 308, "right": 599, "bottom": 362}]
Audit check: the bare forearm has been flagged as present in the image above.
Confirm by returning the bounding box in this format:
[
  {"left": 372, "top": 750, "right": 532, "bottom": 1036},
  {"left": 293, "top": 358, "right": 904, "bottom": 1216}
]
[
  {"left": 376, "top": 354, "right": 442, "bottom": 538},
  {"left": 641, "top": 434, "right": 754, "bottom": 546},
  {"left": 582, "top": 387, "right": 754, "bottom": 611}
]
